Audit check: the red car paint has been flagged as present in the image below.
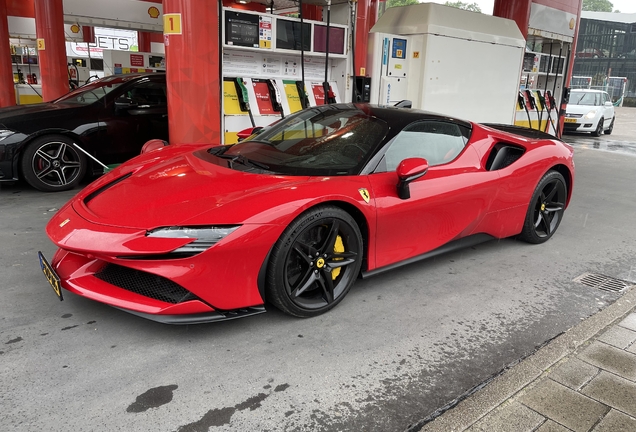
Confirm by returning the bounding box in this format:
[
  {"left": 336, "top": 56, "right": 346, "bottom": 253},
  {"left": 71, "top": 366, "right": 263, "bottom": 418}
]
[{"left": 43, "top": 105, "right": 574, "bottom": 323}]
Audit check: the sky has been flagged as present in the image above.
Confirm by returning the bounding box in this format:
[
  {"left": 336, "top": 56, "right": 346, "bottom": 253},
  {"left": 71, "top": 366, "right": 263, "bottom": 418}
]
[{"left": 423, "top": 0, "right": 636, "bottom": 15}]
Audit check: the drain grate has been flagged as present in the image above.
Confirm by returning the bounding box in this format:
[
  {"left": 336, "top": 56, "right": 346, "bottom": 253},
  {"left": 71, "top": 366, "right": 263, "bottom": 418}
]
[{"left": 573, "top": 273, "right": 633, "bottom": 293}]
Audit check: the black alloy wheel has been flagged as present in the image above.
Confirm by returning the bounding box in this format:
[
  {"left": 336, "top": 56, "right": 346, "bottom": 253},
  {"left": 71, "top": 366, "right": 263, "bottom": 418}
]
[
  {"left": 519, "top": 170, "right": 567, "bottom": 244},
  {"left": 267, "top": 206, "right": 363, "bottom": 317},
  {"left": 604, "top": 117, "right": 615, "bottom": 135},
  {"left": 21, "top": 135, "right": 86, "bottom": 192},
  {"left": 592, "top": 118, "right": 604, "bottom": 137}
]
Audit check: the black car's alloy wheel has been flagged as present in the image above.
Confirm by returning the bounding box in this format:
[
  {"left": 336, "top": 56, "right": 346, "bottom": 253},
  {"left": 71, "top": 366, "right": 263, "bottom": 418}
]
[
  {"left": 520, "top": 170, "right": 567, "bottom": 244},
  {"left": 267, "top": 206, "right": 363, "bottom": 317},
  {"left": 21, "top": 135, "right": 86, "bottom": 192}
]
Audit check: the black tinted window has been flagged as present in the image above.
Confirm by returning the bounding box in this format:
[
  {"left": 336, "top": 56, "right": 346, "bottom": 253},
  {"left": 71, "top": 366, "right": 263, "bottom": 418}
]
[{"left": 381, "top": 121, "right": 466, "bottom": 171}]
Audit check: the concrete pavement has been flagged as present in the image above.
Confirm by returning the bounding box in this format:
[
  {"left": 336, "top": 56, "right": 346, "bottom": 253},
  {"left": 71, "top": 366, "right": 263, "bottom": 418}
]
[{"left": 415, "top": 271, "right": 636, "bottom": 432}]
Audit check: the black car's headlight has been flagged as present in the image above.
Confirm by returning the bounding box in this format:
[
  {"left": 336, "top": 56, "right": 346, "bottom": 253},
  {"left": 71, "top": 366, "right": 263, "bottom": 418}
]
[
  {"left": 0, "top": 129, "right": 16, "bottom": 142},
  {"left": 147, "top": 226, "right": 240, "bottom": 254}
]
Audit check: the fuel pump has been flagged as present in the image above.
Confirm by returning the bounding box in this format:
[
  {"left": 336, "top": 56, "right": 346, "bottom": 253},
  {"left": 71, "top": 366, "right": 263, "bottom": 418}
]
[{"left": 68, "top": 63, "right": 80, "bottom": 90}]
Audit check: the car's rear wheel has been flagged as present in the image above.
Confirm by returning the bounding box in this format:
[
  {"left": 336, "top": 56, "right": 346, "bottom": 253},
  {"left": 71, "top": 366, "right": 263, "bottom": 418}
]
[
  {"left": 21, "top": 135, "right": 86, "bottom": 192},
  {"left": 592, "top": 118, "right": 604, "bottom": 137},
  {"left": 267, "top": 206, "right": 363, "bottom": 317},
  {"left": 519, "top": 170, "right": 567, "bottom": 244},
  {"left": 604, "top": 117, "right": 615, "bottom": 135}
]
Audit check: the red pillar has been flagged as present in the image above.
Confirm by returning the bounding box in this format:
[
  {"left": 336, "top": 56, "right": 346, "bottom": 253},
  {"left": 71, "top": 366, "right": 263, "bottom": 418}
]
[
  {"left": 138, "top": 31, "right": 152, "bottom": 52},
  {"left": 163, "top": 0, "right": 221, "bottom": 144},
  {"left": 34, "top": 0, "right": 68, "bottom": 101},
  {"left": 302, "top": 4, "right": 322, "bottom": 21},
  {"left": 0, "top": 0, "right": 15, "bottom": 107},
  {"left": 493, "top": 0, "right": 532, "bottom": 39},
  {"left": 355, "top": 0, "right": 373, "bottom": 76}
]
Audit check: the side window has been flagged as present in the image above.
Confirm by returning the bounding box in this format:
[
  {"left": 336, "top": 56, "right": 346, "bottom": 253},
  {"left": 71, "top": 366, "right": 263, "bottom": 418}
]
[
  {"left": 381, "top": 121, "right": 467, "bottom": 171},
  {"left": 125, "top": 81, "right": 167, "bottom": 107}
]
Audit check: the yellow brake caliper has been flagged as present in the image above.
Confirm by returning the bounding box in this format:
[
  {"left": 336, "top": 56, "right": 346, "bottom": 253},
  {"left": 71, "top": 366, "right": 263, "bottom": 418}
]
[{"left": 332, "top": 235, "right": 344, "bottom": 280}]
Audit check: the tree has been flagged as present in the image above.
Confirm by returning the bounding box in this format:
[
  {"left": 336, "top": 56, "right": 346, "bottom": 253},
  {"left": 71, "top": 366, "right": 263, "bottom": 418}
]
[
  {"left": 444, "top": 1, "right": 482, "bottom": 13},
  {"left": 582, "top": 0, "right": 613, "bottom": 12},
  {"left": 385, "top": 0, "right": 419, "bottom": 9}
]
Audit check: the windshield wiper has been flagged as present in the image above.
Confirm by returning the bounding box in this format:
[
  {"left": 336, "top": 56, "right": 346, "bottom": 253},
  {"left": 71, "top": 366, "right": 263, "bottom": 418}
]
[
  {"left": 234, "top": 155, "right": 270, "bottom": 170},
  {"left": 214, "top": 153, "right": 269, "bottom": 170}
]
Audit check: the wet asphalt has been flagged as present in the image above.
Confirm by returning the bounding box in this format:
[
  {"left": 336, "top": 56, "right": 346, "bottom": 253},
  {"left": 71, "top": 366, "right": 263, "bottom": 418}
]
[{"left": 1, "top": 108, "right": 635, "bottom": 431}]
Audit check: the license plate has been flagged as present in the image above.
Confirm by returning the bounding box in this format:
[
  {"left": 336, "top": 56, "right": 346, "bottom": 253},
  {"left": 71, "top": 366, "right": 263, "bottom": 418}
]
[
  {"left": 38, "top": 251, "right": 63, "bottom": 301},
  {"left": 564, "top": 118, "right": 577, "bottom": 123}
]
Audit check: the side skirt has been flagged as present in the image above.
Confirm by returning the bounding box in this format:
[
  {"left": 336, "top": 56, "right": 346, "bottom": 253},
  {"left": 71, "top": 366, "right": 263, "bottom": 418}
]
[{"left": 361, "top": 233, "right": 495, "bottom": 279}]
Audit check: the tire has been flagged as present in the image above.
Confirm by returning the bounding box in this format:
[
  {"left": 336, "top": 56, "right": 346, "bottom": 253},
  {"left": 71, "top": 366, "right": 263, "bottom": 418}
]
[
  {"left": 591, "top": 118, "right": 603, "bottom": 137},
  {"left": 604, "top": 117, "right": 615, "bottom": 135},
  {"left": 266, "top": 206, "right": 363, "bottom": 317},
  {"left": 20, "top": 135, "right": 87, "bottom": 192},
  {"left": 519, "top": 170, "right": 567, "bottom": 244}
]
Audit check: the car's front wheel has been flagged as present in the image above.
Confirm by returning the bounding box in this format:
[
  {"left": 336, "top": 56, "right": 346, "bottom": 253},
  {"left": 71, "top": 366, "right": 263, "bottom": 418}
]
[
  {"left": 591, "top": 118, "right": 604, "bottom": 137},
  {"left": 20, "top": 135, "right": 86, "bottom": 192},
  {"left": 519, "top": 170, "right": 567, "bottom": 244},
  {"left": 266, "top": 206, "right": 363, "bottom": 317}
]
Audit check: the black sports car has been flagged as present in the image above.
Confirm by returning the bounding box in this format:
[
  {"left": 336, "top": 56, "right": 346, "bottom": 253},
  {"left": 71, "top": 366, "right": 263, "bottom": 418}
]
[{"left": 0, "top": 73, "right": 168, "bottom": 191}]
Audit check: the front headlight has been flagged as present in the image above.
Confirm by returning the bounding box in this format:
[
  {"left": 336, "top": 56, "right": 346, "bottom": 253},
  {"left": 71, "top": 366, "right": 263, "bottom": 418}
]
[
  {"left": 147, "top": 226, "right": 240, "bottom": 254},
  {"left": 0, "top": 129, "right": 16, "bottom": 142},
  {"left": 584, "top": 110, "right": 597, "bottom": 119}
]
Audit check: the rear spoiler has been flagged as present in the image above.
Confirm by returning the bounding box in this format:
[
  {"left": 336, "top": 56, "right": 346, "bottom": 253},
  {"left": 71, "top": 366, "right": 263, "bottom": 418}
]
[{"left": 482, "top": 123, "right": 562, "bottom": 141}]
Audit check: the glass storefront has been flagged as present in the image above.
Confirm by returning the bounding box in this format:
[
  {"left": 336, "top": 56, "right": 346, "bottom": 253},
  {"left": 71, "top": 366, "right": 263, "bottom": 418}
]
[{"left": 573, "top": 16, "right": 636, "bottom": 101}]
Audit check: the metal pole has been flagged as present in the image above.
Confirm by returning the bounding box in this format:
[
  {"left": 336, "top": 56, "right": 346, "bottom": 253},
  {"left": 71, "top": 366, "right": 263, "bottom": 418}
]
[{"left": 323, "top": 0, "right": 332, "bottom": 104}]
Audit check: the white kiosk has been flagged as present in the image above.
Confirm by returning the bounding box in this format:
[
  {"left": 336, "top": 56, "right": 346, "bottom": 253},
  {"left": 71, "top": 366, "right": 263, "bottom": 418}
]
[{"left": 367, "top": 3, "right": 526, "bottom": 125}]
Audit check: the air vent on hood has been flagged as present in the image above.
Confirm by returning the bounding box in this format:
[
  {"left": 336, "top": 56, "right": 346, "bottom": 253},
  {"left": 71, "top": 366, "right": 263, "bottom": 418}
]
[{"left": 84, "top": 172, "right": 133, "bottom": 205}]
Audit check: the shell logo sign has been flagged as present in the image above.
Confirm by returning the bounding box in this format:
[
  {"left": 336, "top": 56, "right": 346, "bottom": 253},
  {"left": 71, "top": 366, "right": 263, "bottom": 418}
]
[
  {"left": 70, "top": 24, "right": 81, "bottom": 33},
  {"left": 569, "top": 18, "right": 575, "bottom": 30},
  {"left": 148, "top": 7, "right": 160, "bottom": 19}
]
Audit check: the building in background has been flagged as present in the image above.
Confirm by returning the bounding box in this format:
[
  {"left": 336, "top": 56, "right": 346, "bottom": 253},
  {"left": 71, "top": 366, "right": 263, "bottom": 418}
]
[{"left": 573, "top": 11, "right": 636, "bottom": 105}]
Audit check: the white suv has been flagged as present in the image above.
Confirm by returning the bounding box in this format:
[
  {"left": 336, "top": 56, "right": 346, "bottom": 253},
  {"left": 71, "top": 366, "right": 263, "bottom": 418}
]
[{"left": 564, "top": 89, "right": 615, "bottom": 136}]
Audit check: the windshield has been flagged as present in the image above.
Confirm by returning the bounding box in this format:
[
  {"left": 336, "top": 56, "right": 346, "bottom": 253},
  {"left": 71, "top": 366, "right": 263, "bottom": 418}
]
[
  {"left": 217, "top": 105, "right": 389, "bottom": 176},
  {"left": 570, "top": 92, "right": 600, "bottom": 106},
  {"left": 53, "top": 76, "right": 133, "bottom": 105}
]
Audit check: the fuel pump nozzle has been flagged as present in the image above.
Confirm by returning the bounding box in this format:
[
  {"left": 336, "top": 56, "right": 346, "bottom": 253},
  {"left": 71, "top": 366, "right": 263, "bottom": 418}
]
[
  {"left": 235, "top": 77, "right": 256, "bottom": 127},
  {"left": 524, "top": 90, "right": 538, "bottom": 130},
  {"left": 267, "top": 79, "right": 285, "bottom": 118},
  {"left": 537, "top": 90, "right": 556, "bottom": 134},
  {"left": 519, "top": 91, "right": 533, "bottom": 129}
]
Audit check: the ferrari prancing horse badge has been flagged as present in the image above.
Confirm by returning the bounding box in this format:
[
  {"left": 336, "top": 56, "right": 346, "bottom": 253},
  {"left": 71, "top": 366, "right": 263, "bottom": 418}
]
[{"left": 358, "top": 188, "right": 370, "bottom": 203}]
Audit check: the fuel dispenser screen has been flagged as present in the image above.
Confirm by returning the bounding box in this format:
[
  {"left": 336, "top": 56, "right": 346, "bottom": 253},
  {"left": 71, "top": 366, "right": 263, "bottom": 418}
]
[
  {"left": 392, "top": 39, "right": 407, "bottom": 59},
  {"left": 225, "top": 12, "right": 259, "bottom": 48}
]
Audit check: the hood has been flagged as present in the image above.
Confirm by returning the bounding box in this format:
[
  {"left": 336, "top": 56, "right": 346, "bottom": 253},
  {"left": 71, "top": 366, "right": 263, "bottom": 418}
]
[
  {"left": 565, "top": 104, "right": 601, "bottom": 116},
  {"left": 0, "top": 102, "right": 83, "bottom": 128},
  {"left": 73, "top": 149, "right": 309, "bottom": 229}
]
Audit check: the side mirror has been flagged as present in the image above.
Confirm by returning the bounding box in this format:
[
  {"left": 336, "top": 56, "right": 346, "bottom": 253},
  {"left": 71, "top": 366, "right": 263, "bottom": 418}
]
[
  {"left": 114, "top": 98, "right": 138, "bottom": 111},
  {"left": 141, "top": 139, "right": 169, "bottom": 154},
  {"left": 604, "top": 101, "right": 613, "bottom": 107},
  {"left": 396, "top": 157, "right": 429, "bottom": 200},
  {"left": 237, "top": 126, "right": 263, "bottom": 142}
]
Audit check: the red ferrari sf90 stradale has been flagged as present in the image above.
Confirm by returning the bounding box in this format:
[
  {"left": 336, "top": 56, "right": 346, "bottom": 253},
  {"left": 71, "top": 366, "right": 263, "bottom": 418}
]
[{"left": 40, "top": 103, "right": 574, "bottom": 323}]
